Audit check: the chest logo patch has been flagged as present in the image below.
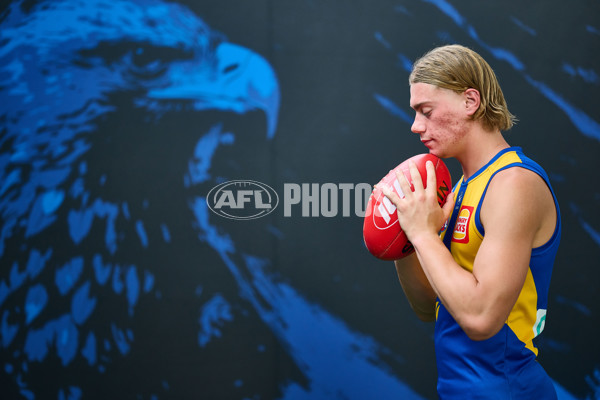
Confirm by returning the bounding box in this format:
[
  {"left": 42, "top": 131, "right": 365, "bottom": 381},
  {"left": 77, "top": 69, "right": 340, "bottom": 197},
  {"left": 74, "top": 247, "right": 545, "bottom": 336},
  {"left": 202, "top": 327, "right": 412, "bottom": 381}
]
[{"left": 452, "top": 205, "right": 474, "bottom": 244}]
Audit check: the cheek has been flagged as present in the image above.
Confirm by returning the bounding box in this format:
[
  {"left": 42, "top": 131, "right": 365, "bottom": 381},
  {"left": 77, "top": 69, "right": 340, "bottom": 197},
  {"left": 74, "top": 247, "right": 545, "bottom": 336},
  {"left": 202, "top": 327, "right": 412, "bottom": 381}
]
[{"left": 433, "top": 111, "right": 467, "bottom": 142}]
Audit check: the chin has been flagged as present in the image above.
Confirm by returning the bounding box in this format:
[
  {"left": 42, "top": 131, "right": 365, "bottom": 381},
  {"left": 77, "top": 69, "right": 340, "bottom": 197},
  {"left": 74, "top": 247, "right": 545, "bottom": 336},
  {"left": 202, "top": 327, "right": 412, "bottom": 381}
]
[{"left": 426, "top": 148, "right": 443, "bottom": 158}]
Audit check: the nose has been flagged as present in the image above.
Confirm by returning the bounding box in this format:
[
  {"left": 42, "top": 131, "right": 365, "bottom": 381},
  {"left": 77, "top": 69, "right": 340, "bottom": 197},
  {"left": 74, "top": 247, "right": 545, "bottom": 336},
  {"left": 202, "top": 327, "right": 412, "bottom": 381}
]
[{"left": 411, "top": 114, "right": 426, "bottom": 135}]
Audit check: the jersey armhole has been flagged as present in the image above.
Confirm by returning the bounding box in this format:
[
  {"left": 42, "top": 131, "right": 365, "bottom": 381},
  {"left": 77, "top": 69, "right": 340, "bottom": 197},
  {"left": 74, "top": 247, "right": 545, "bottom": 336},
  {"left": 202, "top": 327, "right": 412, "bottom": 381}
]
[{"left": 474, "top": 163, "right": 561, "bottom": 253}]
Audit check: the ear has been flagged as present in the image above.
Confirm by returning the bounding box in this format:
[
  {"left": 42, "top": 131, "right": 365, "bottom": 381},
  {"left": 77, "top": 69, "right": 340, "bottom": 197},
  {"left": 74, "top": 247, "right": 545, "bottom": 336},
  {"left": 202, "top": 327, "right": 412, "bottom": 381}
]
[{"left": 463, "top": 88, "right": 481, "bottom": 117}]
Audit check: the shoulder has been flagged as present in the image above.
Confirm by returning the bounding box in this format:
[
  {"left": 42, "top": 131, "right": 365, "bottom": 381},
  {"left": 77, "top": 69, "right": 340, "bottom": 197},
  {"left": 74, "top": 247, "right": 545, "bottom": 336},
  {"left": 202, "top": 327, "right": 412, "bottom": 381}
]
[
  {"left": 489, "top": 166, "right": 548, "bottom": 193},
  {"left": 486, "top": 166, "right": 551, "bottom": 205},
  {"left": 481, "top": 166, "right": 554, "bottom": 240}
]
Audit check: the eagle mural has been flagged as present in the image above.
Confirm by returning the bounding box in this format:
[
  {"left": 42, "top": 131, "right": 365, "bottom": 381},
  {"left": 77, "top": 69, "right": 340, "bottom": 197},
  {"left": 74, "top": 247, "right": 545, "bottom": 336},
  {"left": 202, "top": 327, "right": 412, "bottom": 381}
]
[
  {"left": 0, "top": 0, "right": 285, "bottom": 398},
  {"left": 0, "top": 0, "right": 596, "bottom": 399}
]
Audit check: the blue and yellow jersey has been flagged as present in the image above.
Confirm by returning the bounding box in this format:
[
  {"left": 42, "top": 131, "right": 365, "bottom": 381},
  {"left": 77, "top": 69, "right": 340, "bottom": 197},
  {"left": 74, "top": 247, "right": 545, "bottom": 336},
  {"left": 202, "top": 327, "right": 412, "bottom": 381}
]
[{"left": 436, "top": 147, "right": 561, "bottom": 399}]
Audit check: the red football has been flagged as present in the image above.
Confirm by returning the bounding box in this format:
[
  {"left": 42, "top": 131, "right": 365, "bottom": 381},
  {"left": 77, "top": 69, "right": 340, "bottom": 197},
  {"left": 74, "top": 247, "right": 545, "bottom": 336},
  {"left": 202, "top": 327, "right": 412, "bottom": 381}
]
[{"left": 363, "top": 154, "right": 452, "bottom": 260}]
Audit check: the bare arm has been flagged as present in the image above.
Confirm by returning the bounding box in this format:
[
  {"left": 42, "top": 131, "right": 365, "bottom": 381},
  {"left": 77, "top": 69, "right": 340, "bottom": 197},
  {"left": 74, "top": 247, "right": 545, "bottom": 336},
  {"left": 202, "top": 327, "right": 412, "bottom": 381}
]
[
  {"left": 383, "top": 161, "right": 555, "bottom": 340},
  {"left": 394, "top": 253, "right": 437, "bottom": 322}
]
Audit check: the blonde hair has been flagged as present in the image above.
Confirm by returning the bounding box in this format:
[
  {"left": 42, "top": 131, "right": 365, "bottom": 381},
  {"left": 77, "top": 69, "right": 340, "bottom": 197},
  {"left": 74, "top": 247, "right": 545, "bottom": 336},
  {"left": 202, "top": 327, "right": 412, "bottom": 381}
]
[{"left": 409, "top": 44, "right": 516, "bottom": 131}]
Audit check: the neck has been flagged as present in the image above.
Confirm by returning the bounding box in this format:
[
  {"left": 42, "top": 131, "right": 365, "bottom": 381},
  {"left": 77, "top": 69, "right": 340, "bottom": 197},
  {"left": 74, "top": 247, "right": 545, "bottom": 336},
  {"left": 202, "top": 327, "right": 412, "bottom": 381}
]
[{"left": 456, "top": 128, "right": 509, "bottom": 180}]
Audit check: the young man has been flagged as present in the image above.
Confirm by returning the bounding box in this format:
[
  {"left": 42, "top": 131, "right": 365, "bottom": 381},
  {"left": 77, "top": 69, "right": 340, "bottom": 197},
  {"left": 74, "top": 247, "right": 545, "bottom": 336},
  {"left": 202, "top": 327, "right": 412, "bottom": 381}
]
[{"left": 380, "top": 45, "right": 561, "bottom": 399}]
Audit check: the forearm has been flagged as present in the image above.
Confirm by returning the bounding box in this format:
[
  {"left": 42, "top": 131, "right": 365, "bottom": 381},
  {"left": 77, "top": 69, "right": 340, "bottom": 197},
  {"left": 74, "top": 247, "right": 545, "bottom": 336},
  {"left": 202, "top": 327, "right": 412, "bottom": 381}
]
[
  {"left": 394, "top": 253, "right": 437, "bottom": 321},
  {"left": 410, "top": 233, "right": 486, "bottom": 332}
]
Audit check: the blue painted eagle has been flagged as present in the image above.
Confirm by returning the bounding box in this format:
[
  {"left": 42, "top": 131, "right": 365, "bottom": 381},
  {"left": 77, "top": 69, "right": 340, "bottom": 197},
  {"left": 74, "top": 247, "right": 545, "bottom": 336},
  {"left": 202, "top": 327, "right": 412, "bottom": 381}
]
[{"left": 0, "top": 0, "right": 282, "bottom": 398}]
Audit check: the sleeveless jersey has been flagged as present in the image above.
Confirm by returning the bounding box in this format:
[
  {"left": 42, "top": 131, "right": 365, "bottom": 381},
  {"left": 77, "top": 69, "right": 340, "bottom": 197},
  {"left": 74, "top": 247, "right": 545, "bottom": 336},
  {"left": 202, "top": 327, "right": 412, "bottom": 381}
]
[{"left": 436, "top": 147, "right": 561, "bottom": 399}]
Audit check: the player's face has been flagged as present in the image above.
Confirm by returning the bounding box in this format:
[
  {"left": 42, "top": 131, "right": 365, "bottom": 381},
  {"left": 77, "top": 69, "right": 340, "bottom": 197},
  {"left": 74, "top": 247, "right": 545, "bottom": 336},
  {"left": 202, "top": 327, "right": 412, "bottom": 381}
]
[{"left": 409, "top": 83, "right": 470, "bottom": 158}]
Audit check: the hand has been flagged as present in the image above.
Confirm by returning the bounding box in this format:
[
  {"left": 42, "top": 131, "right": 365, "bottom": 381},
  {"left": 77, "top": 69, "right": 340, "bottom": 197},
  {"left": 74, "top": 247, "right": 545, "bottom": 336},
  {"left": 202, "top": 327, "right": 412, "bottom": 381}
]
[{"left": 380, "top": 160, "right": 455, "bottom": 243}]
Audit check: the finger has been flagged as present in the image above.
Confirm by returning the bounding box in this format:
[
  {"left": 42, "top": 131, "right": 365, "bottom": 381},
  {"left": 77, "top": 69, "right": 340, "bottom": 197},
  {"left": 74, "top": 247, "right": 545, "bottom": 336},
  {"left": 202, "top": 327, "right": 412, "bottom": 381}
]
[
  {"left": 426, "top": 160, "right": 437, "bottom": 194},
  {"left": 379, "top": 184, "right": 402, "bottom": 207},
  {"left": 409, "top": 161, "right": 424, "bottom": 192},
  {"left": 395, "top": 168, "right": 413, "bottom": 198}
]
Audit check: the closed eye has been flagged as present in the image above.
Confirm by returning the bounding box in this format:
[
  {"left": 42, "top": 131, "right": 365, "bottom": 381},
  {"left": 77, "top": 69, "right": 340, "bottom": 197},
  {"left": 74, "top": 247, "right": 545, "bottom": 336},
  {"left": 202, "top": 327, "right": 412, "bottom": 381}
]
[{"left": 418, "top": 108, "right": 432, "bottom": 118}]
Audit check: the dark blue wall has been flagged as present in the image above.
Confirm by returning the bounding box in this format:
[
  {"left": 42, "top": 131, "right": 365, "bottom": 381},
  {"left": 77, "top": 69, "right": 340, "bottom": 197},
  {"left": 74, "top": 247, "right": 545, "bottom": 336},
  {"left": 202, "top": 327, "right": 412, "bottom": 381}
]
[{"left": 0, "top": 0, "right": 599, "bottom": 399}]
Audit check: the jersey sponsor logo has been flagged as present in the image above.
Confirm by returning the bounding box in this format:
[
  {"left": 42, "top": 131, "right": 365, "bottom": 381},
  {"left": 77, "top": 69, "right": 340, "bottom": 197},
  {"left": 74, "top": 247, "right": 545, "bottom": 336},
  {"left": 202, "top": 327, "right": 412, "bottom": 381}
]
[{"left": 452, "top": 205, "right": 474, "bottom": 243}]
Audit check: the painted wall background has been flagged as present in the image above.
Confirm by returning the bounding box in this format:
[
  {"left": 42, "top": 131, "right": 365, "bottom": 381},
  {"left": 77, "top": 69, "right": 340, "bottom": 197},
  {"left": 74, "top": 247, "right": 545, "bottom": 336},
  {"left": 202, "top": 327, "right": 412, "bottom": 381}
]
[{"left": 0, "top": 0, "right": 599, "bottom": 399}]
